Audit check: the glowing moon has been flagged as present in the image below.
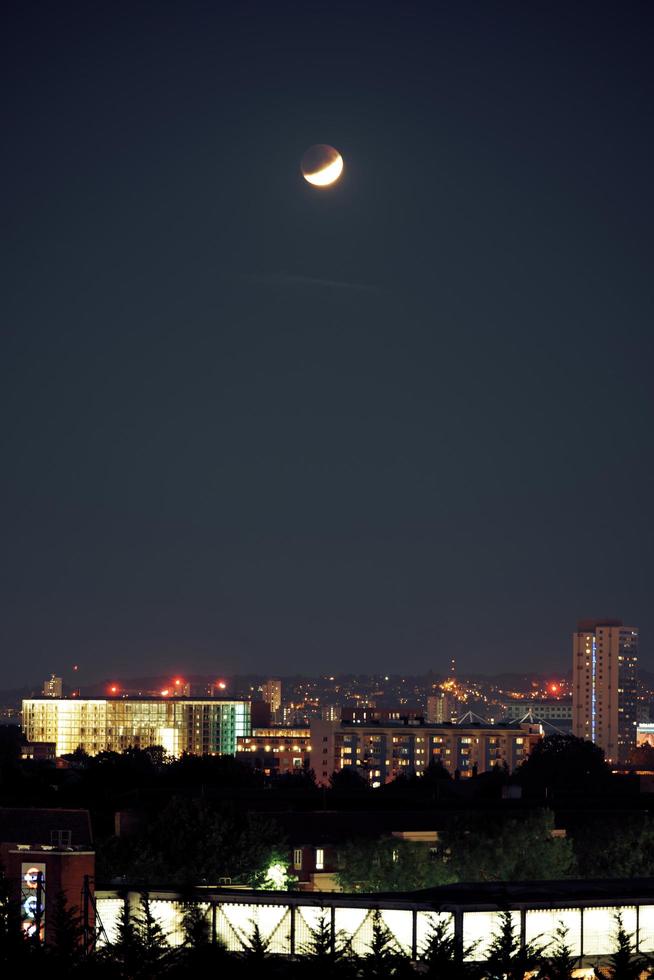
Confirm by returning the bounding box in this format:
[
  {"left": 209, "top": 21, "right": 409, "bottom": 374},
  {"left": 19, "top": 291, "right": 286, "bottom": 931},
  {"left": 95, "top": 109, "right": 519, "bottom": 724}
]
[{"left": 301, "top": 144, "right": 344, "bottom": 187}]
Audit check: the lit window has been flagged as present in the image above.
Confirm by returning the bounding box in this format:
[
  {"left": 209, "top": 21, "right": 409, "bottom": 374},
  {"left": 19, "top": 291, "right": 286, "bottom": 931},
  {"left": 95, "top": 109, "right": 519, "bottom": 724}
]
[
  {"left": 315, "top": 848, "right": 324, "bottom": 870},
  {"left": 293, "top": 849, "right": 302, "bottom": 870}
]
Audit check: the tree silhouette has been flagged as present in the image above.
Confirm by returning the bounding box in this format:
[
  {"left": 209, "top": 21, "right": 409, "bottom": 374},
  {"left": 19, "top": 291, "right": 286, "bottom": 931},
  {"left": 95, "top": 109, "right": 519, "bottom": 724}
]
[
  {"left": 517, "top": 733, "right": 610, "bottom": 796},
  {"left": 47, "top": 891, "right": 85, "bottom": 971},
  {"left": 420, "top": 916, "right": 479, "bottom": 980},
  {"left": 0, "top": 863, "right": 30, "bottom": 969},
  {"left": 106, "top": 898, "right": 144, "bottom": 979},
  {"left": 540, "top": 923, "right": 579, "bottom": 980},
  {"left": 105, "top": 893, "right": 173, "bottom": 979},
  {"left": 298, "top": 908, "right": 354, "bottom": 977},
  {"left": 594, "top": 912, "right": 648, "bottom": 980},
  {"left": 358, "top": 909, "right": 409, "bottom": 978},
  {"left": 484, "top": 911, "right": 544, "bottom": 980}
]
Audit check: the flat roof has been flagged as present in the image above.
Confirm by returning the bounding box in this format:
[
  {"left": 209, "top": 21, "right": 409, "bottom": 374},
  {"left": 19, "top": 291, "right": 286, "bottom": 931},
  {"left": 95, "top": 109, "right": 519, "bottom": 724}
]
[
  {"left": 95, "top": 877, "right": 654, "bottom": 912},
  {"left": 23, "top": 696, "right": 250, "bottom": 703}
]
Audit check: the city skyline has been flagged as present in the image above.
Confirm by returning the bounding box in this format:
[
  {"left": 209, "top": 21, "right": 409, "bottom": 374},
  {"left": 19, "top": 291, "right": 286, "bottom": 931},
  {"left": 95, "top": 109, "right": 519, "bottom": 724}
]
[{"left": 4, "top": 3, "right": 653, "bottom": 687}]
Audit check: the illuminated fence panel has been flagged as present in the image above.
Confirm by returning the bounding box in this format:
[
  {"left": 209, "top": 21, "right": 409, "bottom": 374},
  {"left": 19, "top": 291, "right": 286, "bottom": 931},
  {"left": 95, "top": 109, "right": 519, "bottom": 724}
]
[
  {"left": 97, "top": 899, "right": 124, "bottom": 945},
  {"left": 149, "top": 900, "right": 201, "bottom": 946},
  {"left": 463, "top": 910, "right": 520, "bottom": 961},
  {"left": 265, "top": 908, "right": 292, "bottom": 954},
  {"left": 638, "top": 906, "right": 654, "bottom": 952},
  {"left": 95, "top": 892, "right": 654, "bottom": 963},
  {"left": 217, "top": 903, "right": 290, "bottom": 954},
  {"left": 380, "top": 909, "right": 414, "bottom": 955},
  {"left": 525, "top": 909, "right": 582, "bottom": 955},
  {"left": 583, "top": 907, "right": 637, "bottom": 956},
  {"left": 332, "top": 905, "right": 369, "bottom": 953},
  {"left": 215, "top": 904, "right": 247, "bottom": 952},
  {"left": 348, "top": 909, "right": 373, "bottom": 956},
  {"left": 416, "top": 911, "right": 454, "bottom": 958},
  {"left": 295, "top": 906, "right": 333, "bottom": 954}
]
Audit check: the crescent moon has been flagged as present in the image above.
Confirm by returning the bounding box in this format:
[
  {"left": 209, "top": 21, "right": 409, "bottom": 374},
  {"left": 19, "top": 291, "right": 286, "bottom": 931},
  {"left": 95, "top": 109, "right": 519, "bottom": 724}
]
[{"left": 303, "top": 153, "right": 344, "bottom": 187}]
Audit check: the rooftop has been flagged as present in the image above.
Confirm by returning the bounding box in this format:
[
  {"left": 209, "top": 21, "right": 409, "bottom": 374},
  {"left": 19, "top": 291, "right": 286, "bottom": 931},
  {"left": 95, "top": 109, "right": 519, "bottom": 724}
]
[{"left": 0, "top": 808, "right": 93, "bottom": 848}]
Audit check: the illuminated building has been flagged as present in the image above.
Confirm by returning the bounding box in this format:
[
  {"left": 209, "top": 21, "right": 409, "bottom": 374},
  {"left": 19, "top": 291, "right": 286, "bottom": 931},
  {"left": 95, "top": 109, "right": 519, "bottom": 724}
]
[
  {"left": 341, "top": 707, "right": 424, "bottom": 724},
  {"left": 236, "top": 720, "right": 540, "bottom": 785},
  {"left": 426, "top": 693, "right": 454, "bottom": 723},
  {"left": 262, "top": 679, "right": 282, "bottom": 716},
  {"left": 503, "top": 699, "right": 572, "bottom": 733},
  {"left": 0, "top": 808, "right": 94, "bottom": 945},
  {"left": 637, "top": 724, "right": 654, "bottom": 749},
  {"left": 236, "top": 727, "right": 311, "bottom": 775},
  {"left": 572, "top": 619, "right": 639, "bottom": 763},
  {"left": 321, "top": 704, "right": 341, "bottom": 722},
  {"left": 42, "top": 674, "right": 63, "bottom": 698},
  {"left": 22, "top": 697, "right": 251, "bottom": 758},
  {"left": 311, "top": 719, "right": 541, "bottom": 787},
  {"left": 96, "top": 879, "right": 654, "bottom": 964}
]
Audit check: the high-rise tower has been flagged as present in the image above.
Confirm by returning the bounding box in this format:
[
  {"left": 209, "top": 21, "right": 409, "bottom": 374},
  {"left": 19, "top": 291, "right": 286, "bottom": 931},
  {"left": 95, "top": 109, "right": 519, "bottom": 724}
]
[{"left": 572, "top": 619, "right": 638, "bottom": 764}]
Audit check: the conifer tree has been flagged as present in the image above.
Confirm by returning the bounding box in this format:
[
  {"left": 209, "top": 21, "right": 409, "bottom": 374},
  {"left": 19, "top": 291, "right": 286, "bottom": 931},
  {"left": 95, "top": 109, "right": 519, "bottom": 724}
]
[
  {"left": 358, "top": 908, "right": 409, "bottom": 978},
  {"left": 484, "top": 910, "right": 544, "bottom": 980},
  {"left": 595, "top": 913, "right": 648, "bottom": 980},
  {"left": 299, "top": 908, "right": 354, "bottom": 978},
  {"left": 239, "top": 920, "right": 280, "bottom": 979},
  {"left": 541, "top": 923, "right": 578, "bottom": 980},
  {"left": 0, "top": 863, "right": 29, "bottom": 969},
  {"left": 47, "top": 891, "right": 85, "bottom": 972},
  {"left": 107, "top": 898, "right": 144, "bottom": 979},
  {"left": 420, "top": 916, "right": 479, "bottom": 980},
  {"left": 132, "top": 893, "right": 173, "bottom": 978},
  {"left": 171, "top": 902, "right": 229, "bottom": 976},
  {"left": 241, "top": 920, "right": 270, "bottom": 960}
]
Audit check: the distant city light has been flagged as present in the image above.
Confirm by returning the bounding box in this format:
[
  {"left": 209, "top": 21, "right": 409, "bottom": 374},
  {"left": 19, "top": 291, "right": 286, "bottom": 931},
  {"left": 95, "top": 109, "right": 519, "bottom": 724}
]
[
  {"left": 160, "top": 689, "right": 170, "bottom": 696},
  {"left": 109, "top": 684, "right": 119, "bottom": 694},
  {"left": 216, "top": 681, "right": 226, "bottom": 690}
]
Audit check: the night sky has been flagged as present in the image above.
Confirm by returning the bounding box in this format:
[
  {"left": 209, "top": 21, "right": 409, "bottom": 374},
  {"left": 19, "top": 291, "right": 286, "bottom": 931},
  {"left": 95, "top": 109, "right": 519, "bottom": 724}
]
[{"left": 2, "top": 2, "right": 653, "bottom": 687}]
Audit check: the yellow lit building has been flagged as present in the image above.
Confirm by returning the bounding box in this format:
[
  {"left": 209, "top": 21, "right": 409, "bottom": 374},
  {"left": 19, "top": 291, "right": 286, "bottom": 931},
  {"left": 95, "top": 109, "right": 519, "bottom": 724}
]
[
  {"left": 236, "top": 726, "right": 311, "bottom": 775},
  {"left": 311, "top": 719, "right": 542, "bottom": 787},
  {"left": 261, "top": 679, "right": 282, "bottom": 716},
  {"left": 21, "top": 697, "right": 251, "bottom": 757},
  {"left": 235, "top": 719, "right": 542, "bottom": 786}
]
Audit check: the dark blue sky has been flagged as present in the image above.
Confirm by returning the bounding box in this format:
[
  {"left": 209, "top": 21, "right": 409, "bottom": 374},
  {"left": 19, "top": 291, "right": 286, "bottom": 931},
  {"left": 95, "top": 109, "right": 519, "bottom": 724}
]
[{"left": 2, "top": 1, "right": 653, "bottom": 687}]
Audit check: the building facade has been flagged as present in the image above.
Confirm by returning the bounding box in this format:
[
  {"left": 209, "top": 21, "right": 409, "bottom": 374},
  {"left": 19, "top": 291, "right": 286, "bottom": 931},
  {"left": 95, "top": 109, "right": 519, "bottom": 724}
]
[
  {"left": 261, "top": 679, "right": 282, "bottom": 717},
  {"left": 503, "top": 700, "right": 573, "bottom": 733},
  {"left": 236, "top": 726, "right": 311, "bottom": 776},
  {"left": 0, "top": 808, "right": 95, "bottom": 945},
  {"left": 572, "top": 619, "right": 639, "bottom": 764},
  {"left": 426, "top": 693, "right": 454, "bottom": 724},
  {"left": 22, "top": 697, "right": 251, "bottom": 758},
  {"left": 310, "top": 719, "right": 542, "bottom": 787},
  {"left": 42, "top": 674, "right": 63, "bottom": 698}
]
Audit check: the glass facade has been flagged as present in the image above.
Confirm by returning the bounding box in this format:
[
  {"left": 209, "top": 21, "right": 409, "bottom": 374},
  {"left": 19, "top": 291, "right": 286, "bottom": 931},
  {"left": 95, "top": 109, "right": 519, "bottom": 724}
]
[{"left": 22, "top": 698, "right": 251, "bottom": 757}]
